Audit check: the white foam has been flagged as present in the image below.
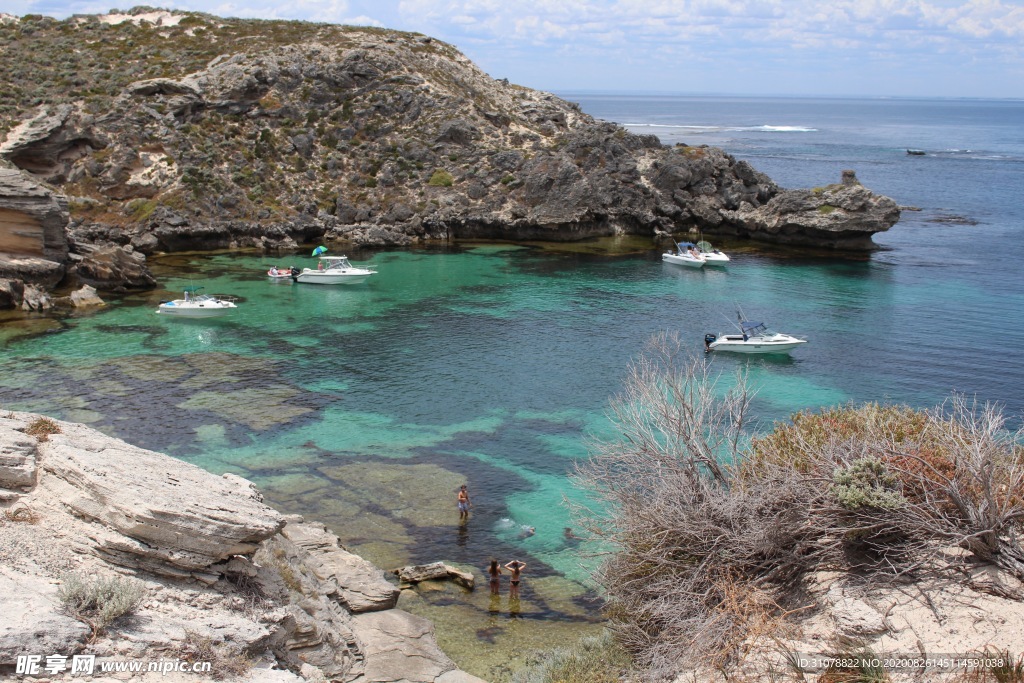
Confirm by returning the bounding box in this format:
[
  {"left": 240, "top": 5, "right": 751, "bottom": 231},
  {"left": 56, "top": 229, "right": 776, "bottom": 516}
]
[
  {"left": 623, "top": 123, "right": 817, "bottom": 133},
  {"left": 756, "top": 125, "right": 818, "bottom": 132}
]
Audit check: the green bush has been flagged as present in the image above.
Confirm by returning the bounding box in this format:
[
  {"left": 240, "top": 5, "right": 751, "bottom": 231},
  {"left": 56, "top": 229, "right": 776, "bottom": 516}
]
[
  {"left": 427, "top": 169, "right": 453, "bottom": 187},
  {"left": 832, "top": 457, "right": 905, "bottom": 510}
]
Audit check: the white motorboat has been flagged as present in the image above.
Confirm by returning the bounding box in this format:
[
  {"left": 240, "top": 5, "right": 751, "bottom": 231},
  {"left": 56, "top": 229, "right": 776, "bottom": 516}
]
[
  {"left": 697, "top": 240, "right": 730, "bottom": 266},
  {"left": 156, "top": 287, "right": 238, "bottom": 318},
  {"left": 293, "top": 256, "right": 376, "bottom": 284},
  {"left": 662, "top": 242, "right": 705, "bottom": 268},
  {"left": 704, "top": 317, "right": 807, "bottom": 354}
]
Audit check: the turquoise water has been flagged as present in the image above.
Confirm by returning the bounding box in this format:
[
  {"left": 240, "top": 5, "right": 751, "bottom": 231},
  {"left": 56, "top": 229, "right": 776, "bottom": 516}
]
[{"left": 3, "top": 96, "right": 1023, "bottom": 679}]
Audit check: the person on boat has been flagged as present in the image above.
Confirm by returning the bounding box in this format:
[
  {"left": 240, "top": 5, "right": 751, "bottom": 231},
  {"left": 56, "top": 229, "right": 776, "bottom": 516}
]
[
  {"left": 505, "top": 560, "right": 526, "bottom": 598},
  {"left": 487, "top": 559, "right": 502, "bottom": 595},
  {"left": 317, "top": 260, "right": 325, "bottom": 271},
  {"left": 457, "top": 484, "right": 472, "bottom": 520},
  {"left": 269, "top": 265, "right": 280, "bottom": 276}
]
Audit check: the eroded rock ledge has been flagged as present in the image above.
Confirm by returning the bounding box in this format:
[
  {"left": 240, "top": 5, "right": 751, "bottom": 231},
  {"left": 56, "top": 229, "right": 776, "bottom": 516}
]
[{"left": 0, "top": 411, "right": 486, "bottom": 683}]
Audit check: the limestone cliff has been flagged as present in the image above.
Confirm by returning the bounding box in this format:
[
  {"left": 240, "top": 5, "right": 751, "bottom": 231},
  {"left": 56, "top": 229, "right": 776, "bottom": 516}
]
[
  {"left": 0, "top": 410, "right": 486, "bottom": 683},
  {"left": 0, "top": 8, "right": 899, "bottom": 300}
]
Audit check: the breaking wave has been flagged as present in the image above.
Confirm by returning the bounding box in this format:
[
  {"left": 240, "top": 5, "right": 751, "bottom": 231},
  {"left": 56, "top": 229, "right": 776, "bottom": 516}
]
[{"left": 621, "top": 123, "right": 818, "bottom": 133}]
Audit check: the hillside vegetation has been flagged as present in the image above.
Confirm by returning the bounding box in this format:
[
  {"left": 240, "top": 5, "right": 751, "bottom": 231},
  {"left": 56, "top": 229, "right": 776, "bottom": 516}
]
[{"left": 0, "top": 7, "right": 901, "bottom": 262}]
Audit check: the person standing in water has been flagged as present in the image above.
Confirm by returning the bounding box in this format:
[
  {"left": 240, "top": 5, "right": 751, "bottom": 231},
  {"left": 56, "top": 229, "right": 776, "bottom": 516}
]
[
  {"left": 457, "top": 484, "right": 472, "bottom": 520},
  {"left": 505, "top": 559, "right": 526, "bottom": 598},
  {"left": 487, "top": 559, "right": 502, "bottom": 595}
]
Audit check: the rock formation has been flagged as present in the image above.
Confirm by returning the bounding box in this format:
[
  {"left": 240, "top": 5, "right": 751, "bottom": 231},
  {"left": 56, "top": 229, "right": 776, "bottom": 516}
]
[
  {"left": 0, "top": 10, "right": 900, "bottom": 308},
  {"left": 0, "top": 165, "right": 70, "bottom": 308},
  {"left": 0, "top": 411, "right": 486, "bottom": 683},
  {"left": 0, "top": 164, "right": 155, "bottom": 307}
]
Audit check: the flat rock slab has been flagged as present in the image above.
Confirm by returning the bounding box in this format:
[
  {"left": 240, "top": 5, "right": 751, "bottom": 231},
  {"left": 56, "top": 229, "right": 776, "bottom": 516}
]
[
  {"left": 350, "top": 609, "right": 462, "bottom": 683},
  {"left": 282, "top": 522, "right": 399, "bottom": 613},
  {"left": 29, "top": 416, "right": 284, "bottom": 575},
  {"left": 0, "top": 567, "right": 89, "bottom": 664}
]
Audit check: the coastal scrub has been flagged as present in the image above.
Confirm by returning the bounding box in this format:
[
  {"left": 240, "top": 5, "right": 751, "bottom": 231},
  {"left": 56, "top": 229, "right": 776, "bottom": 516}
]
[{"left": 573, "top": 333, "right": 1024, "bottom": 675}]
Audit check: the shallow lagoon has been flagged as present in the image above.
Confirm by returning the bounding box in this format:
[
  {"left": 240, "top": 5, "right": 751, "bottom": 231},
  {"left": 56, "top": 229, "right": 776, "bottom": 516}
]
[{"left": 4, "top": 232, "right": 1021, "bottom": 678}]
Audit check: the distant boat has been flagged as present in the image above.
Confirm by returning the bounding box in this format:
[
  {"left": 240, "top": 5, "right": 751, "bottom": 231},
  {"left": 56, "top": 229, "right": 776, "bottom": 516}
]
[{"left": 906, "top": 149, "right": 926, "bottom": 156}]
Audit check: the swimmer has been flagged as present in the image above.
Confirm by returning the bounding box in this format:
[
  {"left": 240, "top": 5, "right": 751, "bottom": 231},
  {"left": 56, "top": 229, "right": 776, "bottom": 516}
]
[
  {"left": 504, "top": 560, "right": 526, "bottom": 598},
  {"left": 487, "top": 559, "right": 502, "bottom": 595},
  {"left": 457, "top": 484, "right": 472, "bottom": 520}
]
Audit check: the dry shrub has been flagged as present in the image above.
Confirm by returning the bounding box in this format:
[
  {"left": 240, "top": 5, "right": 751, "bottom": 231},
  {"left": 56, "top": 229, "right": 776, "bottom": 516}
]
[
  {"left": 574, "top": 334, "right": 1024, "bottom": 676},
  {"left": 751, "top": 397, "right": 1024, "bottom": 578},
  {"left": 3, "top": 503, "right": 39, "bottom": 524},
  {"left": 954, "top": 648, "right": 1024, "bottom": 683},
  {"left": 173, "top": 630, "right": 252, "bottom": 680},
  {"left": 24, "top": 416, "right": 61, "bottom": 441},
  {"left": 58, "top": 572, "right": 145, "bottom": 640}
]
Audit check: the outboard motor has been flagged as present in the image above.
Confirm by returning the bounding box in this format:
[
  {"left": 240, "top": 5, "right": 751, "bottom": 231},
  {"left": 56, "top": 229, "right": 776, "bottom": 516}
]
[
  {"left": 704, "top": 334, "right": 717, "bottom": 353},
  {"left": 290, "top": 266, "right": 300, "bottom": 282}
]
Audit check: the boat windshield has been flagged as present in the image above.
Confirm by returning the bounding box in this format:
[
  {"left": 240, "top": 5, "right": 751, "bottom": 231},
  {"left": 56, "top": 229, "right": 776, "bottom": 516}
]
[
  {"left": 321, "top": 257, "right": 353, "bottom": 269},
  {"left": 740, "top": 322, "right": 770, "bottom": 337}
]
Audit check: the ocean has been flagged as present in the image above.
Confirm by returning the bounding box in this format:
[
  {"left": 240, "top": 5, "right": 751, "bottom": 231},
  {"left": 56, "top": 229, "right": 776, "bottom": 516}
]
[{"left": 2, "top": 95, "right": 1022, "bottom": 679}]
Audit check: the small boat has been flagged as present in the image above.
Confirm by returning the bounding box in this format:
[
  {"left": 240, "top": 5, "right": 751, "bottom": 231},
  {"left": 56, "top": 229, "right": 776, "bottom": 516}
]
[
  {"left": 267, "top": 266, "right": 298, "bottom": 281},
  {"left": 293, "top": 256, "right": 376, "bottom": 285},
  {"left": 704, "top": 313, "right": 807, "bottom": 354},
  {"left": 696, "top": 240, "right": 730, "bottom": 266},
  {"left": 662, "top": 242, "right": 705, "bottom": 268},
  {"left": 156, "top": 287, "right": 238, "bottom": 318},
  {"left": 907, "top": 149, "right": 926, "bottom": 156}
]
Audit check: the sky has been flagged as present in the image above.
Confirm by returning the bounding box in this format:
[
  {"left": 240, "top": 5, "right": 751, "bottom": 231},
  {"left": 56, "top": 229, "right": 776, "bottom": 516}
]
[{"left": 6, "top": 0, "right": 1024, "bottom": 98}]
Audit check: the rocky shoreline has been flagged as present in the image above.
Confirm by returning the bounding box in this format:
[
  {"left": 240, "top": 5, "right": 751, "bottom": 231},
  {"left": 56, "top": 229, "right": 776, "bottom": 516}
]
[
  {"left": 0, "top": 9, "right": 900, "bottom": 311},
  {"left": 0, "top": 410, "right": 486, "bottom": 682}
]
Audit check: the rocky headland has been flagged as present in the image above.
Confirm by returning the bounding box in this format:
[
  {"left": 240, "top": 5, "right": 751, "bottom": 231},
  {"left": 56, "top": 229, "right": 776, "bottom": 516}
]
[
  {"left": 0, "top": 410, "right": 486, "bottom": 682},
  {"left": 0, "top": 8, "right": 900, "bottom": 310}
]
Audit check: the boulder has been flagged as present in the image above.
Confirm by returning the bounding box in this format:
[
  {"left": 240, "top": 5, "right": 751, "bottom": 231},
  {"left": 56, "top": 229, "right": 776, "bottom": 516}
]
[
  {"left": 393, "top": 562, "right": 476, "bottom": 590},
  {"left": 73, "top": 245, "right": 157, "bottom": 290},
  {"left": 20, "top": 283, "right": 52, "bottom": 311},
  {"left": 69, "top": 284, "right": 104, "bottom": 307},
  {"left": 281, "top": 523, "right": 399, "bottom": 613}
]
